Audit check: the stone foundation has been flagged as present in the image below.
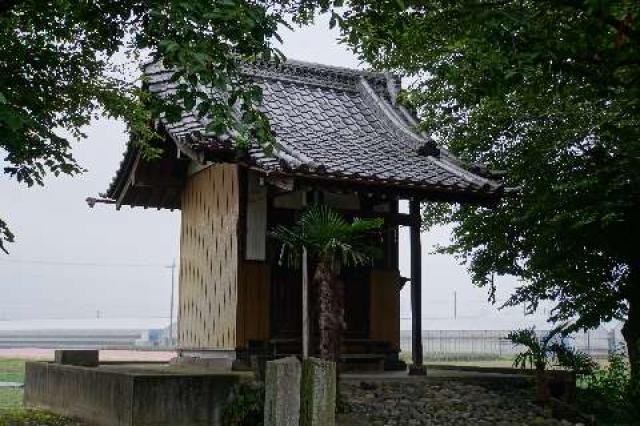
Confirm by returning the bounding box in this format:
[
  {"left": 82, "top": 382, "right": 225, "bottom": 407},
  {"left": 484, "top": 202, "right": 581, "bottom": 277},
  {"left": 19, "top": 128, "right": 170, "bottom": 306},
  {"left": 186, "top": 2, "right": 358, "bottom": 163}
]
[{"left": 24, "top": 361, "right": 252, "bottom": 426}]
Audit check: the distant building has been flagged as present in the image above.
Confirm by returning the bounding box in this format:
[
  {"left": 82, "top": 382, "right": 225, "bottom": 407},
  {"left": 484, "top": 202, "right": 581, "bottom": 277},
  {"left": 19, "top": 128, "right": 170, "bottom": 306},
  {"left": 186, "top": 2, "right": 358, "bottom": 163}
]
[{"left": 0, "top": 318, "right": 169, "bottom": 348}]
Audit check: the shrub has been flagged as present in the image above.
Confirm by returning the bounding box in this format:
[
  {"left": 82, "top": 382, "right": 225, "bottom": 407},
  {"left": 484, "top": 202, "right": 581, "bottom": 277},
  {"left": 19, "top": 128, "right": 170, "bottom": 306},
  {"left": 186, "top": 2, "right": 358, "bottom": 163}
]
[
  {"left": 222, "top": 381, "right": 264, "bottom": 426},
  {"left": 508, "top": 325, "right": 596, "bottom": 405},
  {"left": 577, "top": 349, "right": 640, "bottom": 425}
]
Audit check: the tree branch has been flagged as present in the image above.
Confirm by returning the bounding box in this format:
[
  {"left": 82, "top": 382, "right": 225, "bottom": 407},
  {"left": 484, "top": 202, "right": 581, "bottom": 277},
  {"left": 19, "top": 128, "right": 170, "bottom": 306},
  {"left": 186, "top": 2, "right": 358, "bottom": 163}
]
[{"left": 540, "top": 0, "right": 640, "bottom": 43}]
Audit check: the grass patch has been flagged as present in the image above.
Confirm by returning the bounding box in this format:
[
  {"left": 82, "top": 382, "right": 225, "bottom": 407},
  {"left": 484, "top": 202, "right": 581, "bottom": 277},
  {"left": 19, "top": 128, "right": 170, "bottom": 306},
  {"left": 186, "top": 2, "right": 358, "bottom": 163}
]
[
  {"left": 400, "top": 351, "right": 517, "bottom": 365},
  {"left": 0, "top": 360, "right": 25, "bottom": 410},
  {"left": 0, "top": 360, "right": 78, "bottom": 424},
  {"left": 400, "top": 353, "right": 610, "bottom": 370},
  {"left": 0, "top": 390, "right": 22, "bottom": 409},
  {"left": 0, "top": 408, "right": 79, "bottom": 426},
  {"left": 425, "top": 359, "right": 517, "bottom": 369},
  {"left": 0, "top": 360, "right": 25, "bottom": 383}
]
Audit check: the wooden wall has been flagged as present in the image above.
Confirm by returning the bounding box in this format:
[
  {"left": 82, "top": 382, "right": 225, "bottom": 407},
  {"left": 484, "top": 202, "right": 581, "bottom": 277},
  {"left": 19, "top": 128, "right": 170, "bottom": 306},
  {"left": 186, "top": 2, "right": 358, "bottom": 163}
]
[
  {"left": 236, "top": 261, "right": 271, "bottom": 347},
  {"left": 369, "top": 269, "right": 400, "bottom": 350},
  {"left": 178, "top": 166, "right": 399, "bottom": 353},
  {"left": 178, "top": 164, "right": 239, "bottom": 350}
]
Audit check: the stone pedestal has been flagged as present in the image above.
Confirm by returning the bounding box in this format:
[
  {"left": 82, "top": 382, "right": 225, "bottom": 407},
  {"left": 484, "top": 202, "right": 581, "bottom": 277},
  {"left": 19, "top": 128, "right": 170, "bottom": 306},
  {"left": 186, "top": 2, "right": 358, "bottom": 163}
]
[
  {"left": 300, "top": 358, "right": 336, "bottom": 426},
  {"left": 54, "top": 350, "right": 99, "bottom": 367},
  {"left": 264, "top": 357, "right": 301, "bottom": 426}
]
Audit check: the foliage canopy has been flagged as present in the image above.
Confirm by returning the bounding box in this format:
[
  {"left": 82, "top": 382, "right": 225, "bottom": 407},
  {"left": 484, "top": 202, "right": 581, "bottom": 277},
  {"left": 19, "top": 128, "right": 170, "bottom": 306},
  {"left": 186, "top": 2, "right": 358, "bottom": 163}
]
[
  {"left": 307, "top": 0, "right": 640, "bottom": 376},
  {"left": 0, "top": 0, "right": 287, "bottom": 252}
]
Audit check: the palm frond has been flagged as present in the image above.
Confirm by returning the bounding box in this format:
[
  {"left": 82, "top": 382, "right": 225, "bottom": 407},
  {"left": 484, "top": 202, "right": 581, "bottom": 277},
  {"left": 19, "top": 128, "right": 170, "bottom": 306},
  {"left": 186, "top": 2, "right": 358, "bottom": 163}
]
[
  {"left": 508, "top": 328, "right": 546, "bottom": 368},
  {"left": 508, "top": 328, "right": 541, "bottom": 351},
  {"left": 550, "top": 341, "right": 597, "bottom": 375},
  {"left": 270, "top": 204, "right": 384, "bottom": 269},
  {"left": 509, "top": 324, "right": 593, "bottom": 374},
  {"left": 270, "top": 223, "right": 304, "bottom": 268}
]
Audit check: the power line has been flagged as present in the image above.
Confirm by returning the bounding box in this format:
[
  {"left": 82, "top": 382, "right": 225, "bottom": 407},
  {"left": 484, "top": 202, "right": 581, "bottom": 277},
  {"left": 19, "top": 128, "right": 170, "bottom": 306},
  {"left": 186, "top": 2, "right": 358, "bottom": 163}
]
[{"left": 0, "top": 258, "right": 168, "bottom": 268}]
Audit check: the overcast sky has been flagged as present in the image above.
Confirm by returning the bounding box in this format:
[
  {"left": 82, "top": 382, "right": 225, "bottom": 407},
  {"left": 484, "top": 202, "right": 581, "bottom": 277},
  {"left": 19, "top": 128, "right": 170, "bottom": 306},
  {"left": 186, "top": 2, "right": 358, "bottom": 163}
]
[{"left": 0, "top": 16, "right": 554, "bottom": 330}]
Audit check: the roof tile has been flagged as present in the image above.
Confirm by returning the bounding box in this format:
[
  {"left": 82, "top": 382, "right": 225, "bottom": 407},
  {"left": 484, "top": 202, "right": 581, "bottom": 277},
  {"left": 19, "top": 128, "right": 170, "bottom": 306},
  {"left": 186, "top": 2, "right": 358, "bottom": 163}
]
[{"left": 107, "top": 60, "right": 502, "bottom": 200}]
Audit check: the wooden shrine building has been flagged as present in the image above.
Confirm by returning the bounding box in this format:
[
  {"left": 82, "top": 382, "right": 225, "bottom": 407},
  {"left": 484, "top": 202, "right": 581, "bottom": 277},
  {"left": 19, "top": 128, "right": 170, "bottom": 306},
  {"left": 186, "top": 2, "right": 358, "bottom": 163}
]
[{"left": 102, "top": 60, "right": 503, "bottom": 372}]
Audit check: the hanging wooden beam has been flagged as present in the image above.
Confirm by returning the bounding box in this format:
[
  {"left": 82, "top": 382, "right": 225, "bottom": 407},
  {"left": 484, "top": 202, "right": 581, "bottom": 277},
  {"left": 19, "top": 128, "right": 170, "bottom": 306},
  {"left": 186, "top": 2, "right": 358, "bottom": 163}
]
[
  {"left": 409, "top": 198, "right": 426, "bottom": 375},
  {"left": 384, "top": 213, "right": 414, "bottom": 227}
]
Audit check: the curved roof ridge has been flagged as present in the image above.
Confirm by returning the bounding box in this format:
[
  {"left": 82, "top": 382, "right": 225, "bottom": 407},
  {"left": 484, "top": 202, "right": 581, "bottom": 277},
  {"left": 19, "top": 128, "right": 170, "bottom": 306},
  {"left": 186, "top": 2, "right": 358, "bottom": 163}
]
[
  {"left": 241, "top": 58, "right": 392, "bottom": 92},
  {"left": 143, "top": 57, "right": 395, "bottom": 84},
  {"left": 276, "top": 58, "right": 385, "bottom": 78},
  {"left": 358, "top": 77, "right": 423, "bottom": 146},
  {"left": 357, "top": 77, "right": 498, "bottom": 190}
]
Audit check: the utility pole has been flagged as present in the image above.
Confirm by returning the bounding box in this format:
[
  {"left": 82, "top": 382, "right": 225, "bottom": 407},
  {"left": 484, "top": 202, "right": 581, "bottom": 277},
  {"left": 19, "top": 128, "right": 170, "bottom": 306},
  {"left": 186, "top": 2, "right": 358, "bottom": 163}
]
[
  {"left": 166, "top": 261, "right": 176, "bottom": 346},
  {"left": 454, "top": 291, "right": 457, "bottom": 319}
]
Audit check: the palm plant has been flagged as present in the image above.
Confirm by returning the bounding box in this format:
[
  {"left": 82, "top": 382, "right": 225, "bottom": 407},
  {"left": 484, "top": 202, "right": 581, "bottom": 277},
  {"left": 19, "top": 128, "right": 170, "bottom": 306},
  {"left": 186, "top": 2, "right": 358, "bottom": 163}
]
[
  {"left": 508, "top": 324, "right": 596, "bottom": 405},
  {"left": 271, "top": 204, "right": 383, "bottom": 362}
]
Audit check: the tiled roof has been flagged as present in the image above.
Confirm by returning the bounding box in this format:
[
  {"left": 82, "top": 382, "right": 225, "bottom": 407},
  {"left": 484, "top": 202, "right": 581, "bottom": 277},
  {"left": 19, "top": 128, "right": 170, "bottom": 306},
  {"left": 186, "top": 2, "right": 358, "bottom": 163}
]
[{"left": 107, "top": 60, "right": 502, "bottom": 201}]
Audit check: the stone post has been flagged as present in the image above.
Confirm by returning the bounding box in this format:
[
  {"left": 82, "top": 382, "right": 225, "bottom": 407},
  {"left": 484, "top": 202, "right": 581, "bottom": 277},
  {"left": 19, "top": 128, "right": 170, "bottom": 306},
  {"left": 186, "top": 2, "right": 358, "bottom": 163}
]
[
  {"left": 300, "top": 357, "right": 336, "bottom": 426},
  {"left": 264, "top": 357, "right": 301, "bottom": 426},
  {"left": 54, "top": 350, "right": 99, "bottom": 367}
]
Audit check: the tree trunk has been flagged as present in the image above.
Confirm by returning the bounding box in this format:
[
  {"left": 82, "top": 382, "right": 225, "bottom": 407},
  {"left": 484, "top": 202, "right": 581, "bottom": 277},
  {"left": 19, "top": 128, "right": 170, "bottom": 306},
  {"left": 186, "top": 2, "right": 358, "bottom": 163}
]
[
  {"left": 314, "top": 261, "right": 340, "bottom": 362},
  {"left": 622, "top": 278, "right": 640, "bottom": 383},
  {"left": 535, "top": 363, "right": 550, "bottom": 406}
]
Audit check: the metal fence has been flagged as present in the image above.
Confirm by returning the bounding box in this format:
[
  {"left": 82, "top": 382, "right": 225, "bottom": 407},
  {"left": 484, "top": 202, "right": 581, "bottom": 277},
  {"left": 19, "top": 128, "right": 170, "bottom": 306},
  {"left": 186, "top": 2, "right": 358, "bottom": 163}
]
[{"left": 400, "top": 329, "right": 619, "bottom": 360}]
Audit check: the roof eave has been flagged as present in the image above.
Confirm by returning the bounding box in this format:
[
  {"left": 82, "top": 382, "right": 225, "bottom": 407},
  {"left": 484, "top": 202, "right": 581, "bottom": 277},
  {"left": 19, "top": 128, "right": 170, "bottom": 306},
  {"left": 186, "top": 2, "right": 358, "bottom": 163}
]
[{"left": 248, "top": 167, "right": 503, "bottom": 205}]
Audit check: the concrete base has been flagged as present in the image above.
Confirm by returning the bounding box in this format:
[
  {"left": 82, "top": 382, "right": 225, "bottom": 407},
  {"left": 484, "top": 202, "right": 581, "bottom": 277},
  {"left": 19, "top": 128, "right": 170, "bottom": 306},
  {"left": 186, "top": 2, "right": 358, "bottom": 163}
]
[
  {"left": 24, "top": 361, "right": 252, "bottom": 426},
  {"left": 178, "top": 349, "right": 236, "bottom": 361},
  {"left": 408, "top": 365, "right": 426, "bottom": 376},
  {"left": 171, "top": 355, "right": 233, "bottom": 371}
]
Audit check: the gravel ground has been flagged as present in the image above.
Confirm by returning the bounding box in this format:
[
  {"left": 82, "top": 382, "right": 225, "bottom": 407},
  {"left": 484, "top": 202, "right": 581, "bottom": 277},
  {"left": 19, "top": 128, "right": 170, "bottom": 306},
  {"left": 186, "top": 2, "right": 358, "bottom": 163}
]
[{"left": 339, "top": 379, "right": 583, "bottom": 426}]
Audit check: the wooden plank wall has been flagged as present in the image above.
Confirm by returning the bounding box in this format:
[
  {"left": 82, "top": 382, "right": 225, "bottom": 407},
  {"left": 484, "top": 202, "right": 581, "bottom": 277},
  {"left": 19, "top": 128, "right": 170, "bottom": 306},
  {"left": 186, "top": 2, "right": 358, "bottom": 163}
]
[
  {"left": 178, "top": 164, "right": 239, "bottom": 350},
  {"left": 236, "top": 261, "right": 271, "bottom": 347},
  {"left": 369, "top": 269, "right": 400, "bottom": 350}
]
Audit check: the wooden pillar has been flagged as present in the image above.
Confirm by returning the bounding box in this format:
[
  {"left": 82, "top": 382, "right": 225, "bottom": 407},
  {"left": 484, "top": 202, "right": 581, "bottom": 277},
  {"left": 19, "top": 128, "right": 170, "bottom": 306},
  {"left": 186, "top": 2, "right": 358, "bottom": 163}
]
[
  {"left": 409, "top": 198, "right": 426, "bottom": 375},
  {"left": 302, "top": 192, "right": 309, "bottom": 359}
]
